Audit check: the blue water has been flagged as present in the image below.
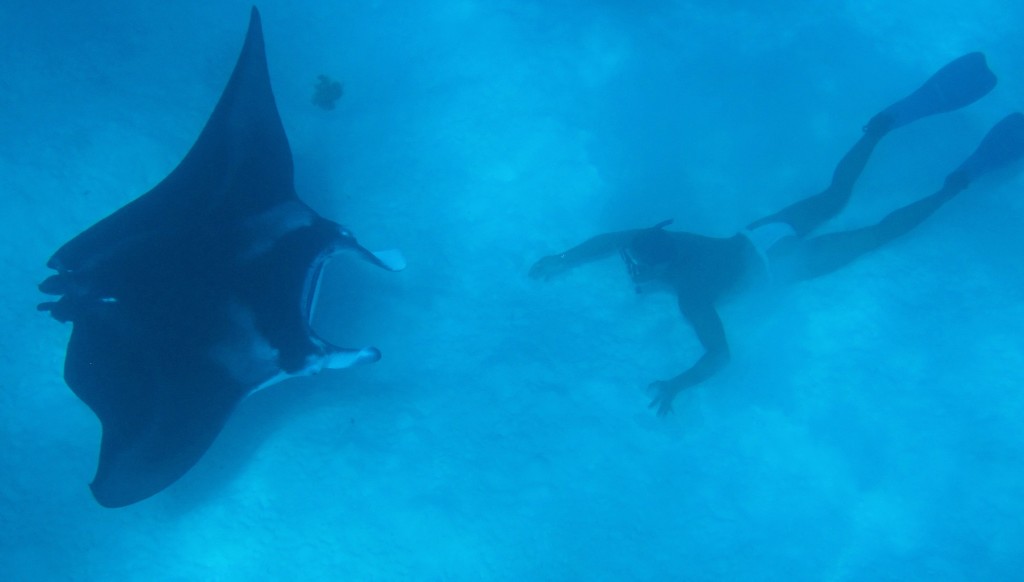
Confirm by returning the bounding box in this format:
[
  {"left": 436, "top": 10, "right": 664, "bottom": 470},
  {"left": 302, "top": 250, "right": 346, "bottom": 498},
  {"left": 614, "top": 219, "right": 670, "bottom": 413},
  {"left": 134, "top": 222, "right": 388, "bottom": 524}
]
[{"left": 3, "top": 1, "right": 1023, "bottom": 579}]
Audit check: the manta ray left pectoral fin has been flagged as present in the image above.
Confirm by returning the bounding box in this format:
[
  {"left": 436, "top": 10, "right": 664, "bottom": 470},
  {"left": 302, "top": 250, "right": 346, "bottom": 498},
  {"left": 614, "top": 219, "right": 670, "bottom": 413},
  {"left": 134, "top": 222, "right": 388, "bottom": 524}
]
[{"left": 62, "top": 308, "right": 251, "bottom": 508}]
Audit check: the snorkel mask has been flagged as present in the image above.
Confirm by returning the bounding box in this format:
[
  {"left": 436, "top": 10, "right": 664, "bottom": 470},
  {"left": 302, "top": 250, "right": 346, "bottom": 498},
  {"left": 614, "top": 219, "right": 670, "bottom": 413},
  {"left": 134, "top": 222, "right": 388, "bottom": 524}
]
[{"left": 622, "top": 219, "right": 674, "bottom": 291}]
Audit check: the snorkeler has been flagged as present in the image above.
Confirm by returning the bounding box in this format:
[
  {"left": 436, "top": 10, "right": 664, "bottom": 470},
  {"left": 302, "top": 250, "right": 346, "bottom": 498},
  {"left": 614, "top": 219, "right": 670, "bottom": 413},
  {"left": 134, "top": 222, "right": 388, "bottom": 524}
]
[{"left": 529, "top": 53, "right": 1024, "bottom": 416}]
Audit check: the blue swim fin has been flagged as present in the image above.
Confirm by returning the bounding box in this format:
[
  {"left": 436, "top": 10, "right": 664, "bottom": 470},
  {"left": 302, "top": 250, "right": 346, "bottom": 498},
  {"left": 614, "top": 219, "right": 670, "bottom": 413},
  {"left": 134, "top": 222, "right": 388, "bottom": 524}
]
[
  {"left": 870, "top": 52, "right": 997, "bottom": 131},
  {"left": 952, "top": 112, "right": 1024, "bottom": 182}
]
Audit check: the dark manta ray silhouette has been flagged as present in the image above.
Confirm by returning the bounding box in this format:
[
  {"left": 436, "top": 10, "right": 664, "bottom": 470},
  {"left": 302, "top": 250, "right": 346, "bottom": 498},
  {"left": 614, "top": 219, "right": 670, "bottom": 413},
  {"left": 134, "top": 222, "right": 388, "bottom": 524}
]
[{"left": 37, "top": 7, "right": 404, "bottom": 508}]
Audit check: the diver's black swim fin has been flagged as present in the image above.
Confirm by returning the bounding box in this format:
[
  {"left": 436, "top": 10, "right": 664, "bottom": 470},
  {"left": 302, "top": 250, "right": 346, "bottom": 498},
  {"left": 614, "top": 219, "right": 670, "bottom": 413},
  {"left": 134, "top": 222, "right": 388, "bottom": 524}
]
[
  {"left": 869, "top": 52, "right": 997, "bottom": 131},
  {"left": 951, "top": 112, "right": 1024, "bottom": 182}
]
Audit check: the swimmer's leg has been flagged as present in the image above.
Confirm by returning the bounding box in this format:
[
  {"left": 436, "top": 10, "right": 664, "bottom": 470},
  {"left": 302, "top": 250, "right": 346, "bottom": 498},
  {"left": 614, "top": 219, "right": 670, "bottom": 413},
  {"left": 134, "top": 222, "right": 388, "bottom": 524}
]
[
  {"left": 747, "top": 123, "right": 889, "bottom": 237},
  {"left": 769, "top": 176, "right": 965, "bottom": 281},
  {"left": 748, "top": 53, "right": 997, "bottom": 237},
  {"left": 773, "top": 113, "right": 1024, "bottom": 281}
]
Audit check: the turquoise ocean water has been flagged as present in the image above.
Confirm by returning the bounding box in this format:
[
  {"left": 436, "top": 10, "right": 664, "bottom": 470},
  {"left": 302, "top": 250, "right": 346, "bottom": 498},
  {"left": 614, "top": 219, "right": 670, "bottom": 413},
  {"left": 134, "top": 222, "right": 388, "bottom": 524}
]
[{"left": 2, "top": 1, "right": 1023, "bottom": 579}]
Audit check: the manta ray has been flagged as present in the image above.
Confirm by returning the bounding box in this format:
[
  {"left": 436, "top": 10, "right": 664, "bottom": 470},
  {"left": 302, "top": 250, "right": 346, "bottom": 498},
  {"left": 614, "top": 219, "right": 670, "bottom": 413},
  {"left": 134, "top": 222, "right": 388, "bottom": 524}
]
[{"left": 38, "top": 7, "right": 404, "bottom": 508}]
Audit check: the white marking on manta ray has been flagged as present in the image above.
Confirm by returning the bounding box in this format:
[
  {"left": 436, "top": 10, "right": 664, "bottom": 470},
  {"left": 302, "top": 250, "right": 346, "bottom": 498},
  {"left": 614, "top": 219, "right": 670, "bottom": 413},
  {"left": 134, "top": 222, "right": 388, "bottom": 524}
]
[
  {"left": 304, "top": 259, "right": 327, "bottom": 325},
  {"left": 209, "top": 302, "right": 281, "bottom": 390},
  {"left": 250, "top": 345, "right": 381, "bottom": 393},
  {"left": 250, "top": 345, "right": 380, "bottom": 393},
  {"left": 211, "top": 302, "right": 380, "bottom": 395}
]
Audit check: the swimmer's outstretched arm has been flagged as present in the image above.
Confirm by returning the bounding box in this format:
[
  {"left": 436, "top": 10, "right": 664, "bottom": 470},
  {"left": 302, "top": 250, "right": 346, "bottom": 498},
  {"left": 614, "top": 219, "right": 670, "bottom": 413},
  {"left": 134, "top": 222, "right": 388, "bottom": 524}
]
[
  {"left": 649, "top": 297, "right": 730, "bottom": 416},
  {"left": 528, "top": 230, "right": 639, "bottom": 280}
]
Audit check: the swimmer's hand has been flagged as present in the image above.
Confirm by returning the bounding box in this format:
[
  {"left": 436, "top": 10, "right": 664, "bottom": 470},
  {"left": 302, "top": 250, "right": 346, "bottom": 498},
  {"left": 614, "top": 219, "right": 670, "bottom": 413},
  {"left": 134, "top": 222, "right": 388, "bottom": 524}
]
[
  {"left": 648, "top": 379, "right": 681, "bottom": 417},
  {"left": 528, "top": 254, "right": 569, "bottom": 281}
]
